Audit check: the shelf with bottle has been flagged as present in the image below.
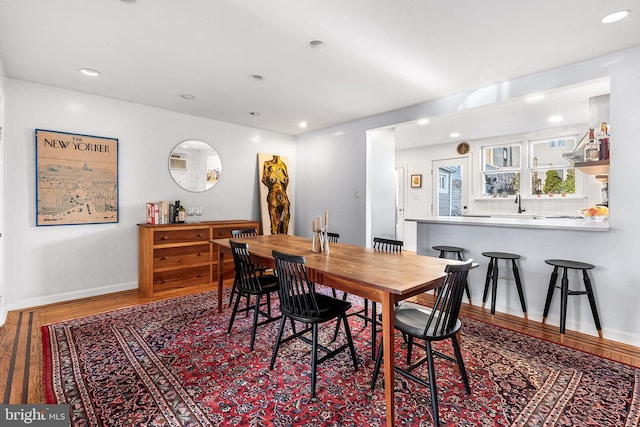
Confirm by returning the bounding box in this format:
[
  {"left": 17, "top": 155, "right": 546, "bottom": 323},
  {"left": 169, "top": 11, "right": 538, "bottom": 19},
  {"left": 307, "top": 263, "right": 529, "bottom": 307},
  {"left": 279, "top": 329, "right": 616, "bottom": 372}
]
[{"left": 576, "top": 122, "right": 610, "bottom": 175}]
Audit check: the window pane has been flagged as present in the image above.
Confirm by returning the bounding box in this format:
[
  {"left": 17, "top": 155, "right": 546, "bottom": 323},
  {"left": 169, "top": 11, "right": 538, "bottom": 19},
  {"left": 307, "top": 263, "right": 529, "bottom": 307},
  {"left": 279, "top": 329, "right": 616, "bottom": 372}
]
[
  {"left": 483, "top": 172, "right": 520, "bottom": 196},
  {"left": 531, "top": 168, "right": 575, "bottom": 195},
  {"left": 483, "top": 145, "right": 521, "bottom": 171},
  {"left": 530, "top": 136, "right": 577, "bottom": 167}
]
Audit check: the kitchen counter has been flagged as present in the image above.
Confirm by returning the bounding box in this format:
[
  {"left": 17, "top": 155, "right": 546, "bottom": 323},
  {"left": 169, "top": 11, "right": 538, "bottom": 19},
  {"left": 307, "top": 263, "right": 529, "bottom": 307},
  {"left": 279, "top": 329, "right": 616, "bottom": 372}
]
[
  {"left": 410, "top": 214, "right": 611, "bottom": 339},
  {"left": 407, "top": 215, "right": 609, "bottom": 231}
]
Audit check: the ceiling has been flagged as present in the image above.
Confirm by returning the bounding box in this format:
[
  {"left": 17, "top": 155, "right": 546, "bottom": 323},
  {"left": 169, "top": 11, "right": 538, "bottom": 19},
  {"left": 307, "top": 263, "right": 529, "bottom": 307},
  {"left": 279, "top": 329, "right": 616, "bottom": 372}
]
[
  {"left": 1, "top": 0, "right": 639, "bottom": 136},
  {"left": 393, "top": 77, "right": 611, "bottom": 150}
]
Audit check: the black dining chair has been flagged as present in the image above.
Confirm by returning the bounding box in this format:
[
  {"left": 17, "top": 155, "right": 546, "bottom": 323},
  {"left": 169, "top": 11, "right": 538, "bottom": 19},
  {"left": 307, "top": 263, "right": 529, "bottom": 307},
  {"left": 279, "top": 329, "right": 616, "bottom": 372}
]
[
  {"left": 227, "top": 240, "right": 281, "bottom": 351},
  {"left": 326, "top": 232, "right": 340, "bottom": 243},
  {"left": 371, "top": 259, "right": 474, "bottom": 426},
  {"left": 228, "top": 228, "right": 268, "bottom": 307},
  {"left": 270, "top": 250, "right": 359, "bottom": 399}
]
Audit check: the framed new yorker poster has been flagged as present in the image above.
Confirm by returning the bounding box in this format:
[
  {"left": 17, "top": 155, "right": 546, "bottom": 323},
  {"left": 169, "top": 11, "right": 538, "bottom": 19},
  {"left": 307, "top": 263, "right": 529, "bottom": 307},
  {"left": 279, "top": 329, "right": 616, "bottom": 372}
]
[{"left": 35, "top": 129, "right": 119, "bottom": 226}]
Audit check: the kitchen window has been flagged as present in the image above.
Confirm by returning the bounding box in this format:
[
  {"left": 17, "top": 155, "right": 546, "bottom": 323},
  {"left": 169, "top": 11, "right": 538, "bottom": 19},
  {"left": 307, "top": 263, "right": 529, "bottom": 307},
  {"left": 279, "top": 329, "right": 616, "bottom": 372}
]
[
  {"left": 481, "top": 142, "right": 521, "bottom": 196},
  {"left": 529, "top": 135, "right": 578, "bottom": 196}
]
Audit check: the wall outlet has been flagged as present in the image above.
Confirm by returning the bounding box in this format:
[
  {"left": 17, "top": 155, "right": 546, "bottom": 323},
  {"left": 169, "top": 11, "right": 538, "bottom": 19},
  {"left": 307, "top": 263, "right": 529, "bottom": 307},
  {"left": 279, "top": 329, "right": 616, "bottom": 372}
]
[{"left": 543, "top": 202, "right": 550, "bottom": 210}]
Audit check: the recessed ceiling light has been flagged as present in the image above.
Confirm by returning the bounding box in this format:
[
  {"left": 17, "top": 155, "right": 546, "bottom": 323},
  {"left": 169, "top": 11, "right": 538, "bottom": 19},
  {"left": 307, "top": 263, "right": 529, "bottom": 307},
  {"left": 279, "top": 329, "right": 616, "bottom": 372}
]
[
  {"left": 309, "top": 40, "right": 325, "bottom": 49},
  {"left": 525, "top": 94, "right": 544, "bottom": 102},
  {"left": 333, "top": 131, "right": 344, "bottom": 136},
  {"left": 79, "top": 68, "right": 100, "bottom": 77},
  {"left": 180, "top": 94, "right": 196, "bottom": 100},
  {"left": 602, "top": 10, "right": 630, "bottom": 24},
  {"left": 417, "top": 118, "right": 430, "bottom": 125},
  {"left": 120, "top": 0, "right": 137, "bottom": 3},
  {"left": 548, "top": 115, "right": 563, "bottom": 123},
  {"left": 249, "top": 74, "right": 264, "bottom": 81},
  {"left": 299, "top": 121, "right": 308, "bottom": 128},
  {"left": 249, "top": 111, "right": 261, "bottom": 116},
  {"left": 449, "top": 132, "right": 460, "bottom": 138}
]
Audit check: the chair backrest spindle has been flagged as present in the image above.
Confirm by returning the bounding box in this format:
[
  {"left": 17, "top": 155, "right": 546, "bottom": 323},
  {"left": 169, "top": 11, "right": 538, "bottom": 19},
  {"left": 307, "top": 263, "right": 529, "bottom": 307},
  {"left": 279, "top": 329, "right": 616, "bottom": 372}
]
[
  {"left": 272, "top": 250, "right": 322, "bottom": 319},
  {"left": 230, "top": 240, "right": 263, "bottom": 293},
  {"left": 423, "top": 260, "right": 473, "bottom": 337},
  {"left": 373, "top": 237, "right": 403, "bottom": 253},
  {"left": 231, "top": 228, "right": 259, "bottom": 238},
  {"left": 326, "top": 232, "right": 340, "bottom": 243}
]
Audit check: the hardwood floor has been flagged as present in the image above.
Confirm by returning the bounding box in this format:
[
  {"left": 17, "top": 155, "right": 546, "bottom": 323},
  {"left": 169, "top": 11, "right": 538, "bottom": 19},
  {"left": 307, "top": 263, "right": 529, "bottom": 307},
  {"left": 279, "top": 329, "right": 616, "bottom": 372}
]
[{"left": 1, "top": 283, "right": 639, "bottom": 405}]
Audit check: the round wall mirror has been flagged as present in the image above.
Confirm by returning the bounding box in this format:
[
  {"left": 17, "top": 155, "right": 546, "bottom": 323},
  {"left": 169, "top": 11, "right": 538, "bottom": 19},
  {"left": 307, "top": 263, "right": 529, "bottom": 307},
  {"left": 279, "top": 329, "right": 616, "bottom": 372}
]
[{"left": 168, "top": 139, "right": 222, "bottom": 192}]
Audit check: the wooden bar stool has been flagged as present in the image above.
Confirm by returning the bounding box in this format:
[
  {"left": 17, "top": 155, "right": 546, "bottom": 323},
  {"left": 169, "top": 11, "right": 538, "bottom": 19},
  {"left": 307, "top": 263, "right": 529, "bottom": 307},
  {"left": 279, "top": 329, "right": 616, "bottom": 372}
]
[
  {"left": 432, "top": 246, "right": 472, "bottom": 303},
  {"left": 542, "top": 259, "right": 602, "bottom": 337},
  {"left": 481, "top": 252, "right": 527, "bottom": 317}
]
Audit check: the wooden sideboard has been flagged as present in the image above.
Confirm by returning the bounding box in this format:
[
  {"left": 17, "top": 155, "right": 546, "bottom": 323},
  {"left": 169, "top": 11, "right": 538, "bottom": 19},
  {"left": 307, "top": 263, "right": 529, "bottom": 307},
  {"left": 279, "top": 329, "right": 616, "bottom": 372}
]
[{"left": 138, "top": 220, "right": 260, "bottom": 297}]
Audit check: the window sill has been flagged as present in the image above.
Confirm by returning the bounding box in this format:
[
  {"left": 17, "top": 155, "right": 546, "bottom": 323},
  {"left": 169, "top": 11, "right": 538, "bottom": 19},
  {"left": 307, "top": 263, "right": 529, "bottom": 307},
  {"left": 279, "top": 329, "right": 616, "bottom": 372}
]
[{"left": 474, "top": 195, "right": 587, "bottom": 201}]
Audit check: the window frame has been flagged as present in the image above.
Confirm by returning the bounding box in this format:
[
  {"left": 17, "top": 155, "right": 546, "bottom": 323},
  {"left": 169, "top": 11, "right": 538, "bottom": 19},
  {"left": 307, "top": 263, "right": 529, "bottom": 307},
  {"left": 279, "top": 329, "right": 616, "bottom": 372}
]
[
  {"left": 480, "top": 140, "right": 523, "bottom": 197},
  {"left": 529, "top": 133, "right": 580, "bottom": 196},
  {"left": 476, "top": 128, "right": 586, "bottom": 199}
]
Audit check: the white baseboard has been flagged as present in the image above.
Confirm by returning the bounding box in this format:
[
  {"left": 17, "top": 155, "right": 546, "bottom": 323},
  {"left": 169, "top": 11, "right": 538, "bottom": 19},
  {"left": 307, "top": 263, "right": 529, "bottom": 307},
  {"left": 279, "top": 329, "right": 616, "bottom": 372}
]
[
  {"left": 1, "top": 282, "right": 139, "bottom": 325},
  {"left": 489, "top": 306, "right": 640, "bottom": 349}
]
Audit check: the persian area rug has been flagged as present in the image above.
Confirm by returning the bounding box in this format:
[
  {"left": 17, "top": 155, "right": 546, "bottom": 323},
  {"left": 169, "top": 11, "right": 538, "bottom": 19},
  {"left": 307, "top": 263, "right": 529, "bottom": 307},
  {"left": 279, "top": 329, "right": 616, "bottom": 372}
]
[{"left": 43, "top": 288, "right": 640, "bottom": 426}]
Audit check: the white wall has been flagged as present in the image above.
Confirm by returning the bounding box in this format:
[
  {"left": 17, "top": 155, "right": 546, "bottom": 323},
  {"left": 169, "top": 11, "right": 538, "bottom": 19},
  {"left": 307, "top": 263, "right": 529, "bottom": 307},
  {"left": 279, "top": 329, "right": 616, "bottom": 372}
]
[
  {"left": 0, "top": 60, "right": 5, "bottom": 322},
  {"left": 3, "top": 79, "right": 295, "bottom": 311},
  {"left": 296, "top": 45, "right": 640, "bottom": 346},
  {"left": 367, "top": 128, "right": 396, "bottom": 243},
  {"left": 295, "top": 123, "right": 367, "bottom": 245},
  {"left": 396, "top": 142, "right": 466, "bottom": 250}
]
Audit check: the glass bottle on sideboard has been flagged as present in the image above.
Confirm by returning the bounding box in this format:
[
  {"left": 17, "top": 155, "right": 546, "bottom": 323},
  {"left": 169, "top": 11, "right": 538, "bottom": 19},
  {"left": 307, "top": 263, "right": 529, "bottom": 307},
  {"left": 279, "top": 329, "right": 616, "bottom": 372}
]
[{"left": 177, "top": 203, "right": 186, "bottom": 223}]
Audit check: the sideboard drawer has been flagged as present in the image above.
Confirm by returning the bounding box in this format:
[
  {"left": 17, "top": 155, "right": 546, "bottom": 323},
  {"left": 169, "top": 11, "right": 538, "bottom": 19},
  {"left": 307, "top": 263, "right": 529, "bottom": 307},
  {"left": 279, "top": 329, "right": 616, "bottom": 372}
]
[
  {"left": 212, "top": 226, "right": 238, "bottom": 239},
  {"left": 153, "top": 228, "right": 209, "bottom": 245},
  {"left": 153, "top": 265, "right": 210, "bottom": 291},
  {"left": 153, "top": 244, "right": 210, "bottom": 270}
]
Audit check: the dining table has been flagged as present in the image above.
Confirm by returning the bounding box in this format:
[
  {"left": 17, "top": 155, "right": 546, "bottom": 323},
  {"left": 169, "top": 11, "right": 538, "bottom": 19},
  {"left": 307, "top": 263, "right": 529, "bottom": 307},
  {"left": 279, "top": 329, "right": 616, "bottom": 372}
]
[{"left": 211, "top": 233, "right": 453, "bottom": 427}]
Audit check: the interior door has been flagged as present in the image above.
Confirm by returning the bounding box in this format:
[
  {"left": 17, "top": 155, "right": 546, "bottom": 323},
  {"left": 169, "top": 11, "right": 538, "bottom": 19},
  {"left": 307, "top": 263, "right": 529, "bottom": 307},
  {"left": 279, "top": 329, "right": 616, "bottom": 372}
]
[
  {"left": 432, "top": 157, "right": 470, "bottom": 217},
  {"left": 395, "top": 166, "right": 405, "bottom": 241}
]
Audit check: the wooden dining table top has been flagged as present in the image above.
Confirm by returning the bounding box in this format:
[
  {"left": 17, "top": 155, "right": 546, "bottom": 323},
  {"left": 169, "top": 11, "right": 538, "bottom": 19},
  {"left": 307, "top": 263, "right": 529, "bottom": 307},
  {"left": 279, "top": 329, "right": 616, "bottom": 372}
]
[{"left": 212, "top": 233, "right": 453, "bottom": 302}]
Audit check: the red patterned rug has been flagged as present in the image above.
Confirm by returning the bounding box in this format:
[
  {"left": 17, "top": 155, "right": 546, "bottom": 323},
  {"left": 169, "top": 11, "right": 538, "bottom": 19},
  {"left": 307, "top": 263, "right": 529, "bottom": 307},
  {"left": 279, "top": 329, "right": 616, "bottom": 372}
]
[{"left": 43, "top": 288, "right": 640, "bottom": 426}]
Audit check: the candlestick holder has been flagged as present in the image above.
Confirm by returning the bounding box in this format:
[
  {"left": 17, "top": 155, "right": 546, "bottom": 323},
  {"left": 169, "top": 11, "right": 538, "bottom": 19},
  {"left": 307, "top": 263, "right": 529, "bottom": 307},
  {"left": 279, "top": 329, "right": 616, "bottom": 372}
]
[
  {"left": 312, "top": 227, "right": 329, "bottom": 253},
  {"left": 311, "top": 210, "right": 329, "bottom": 253}
]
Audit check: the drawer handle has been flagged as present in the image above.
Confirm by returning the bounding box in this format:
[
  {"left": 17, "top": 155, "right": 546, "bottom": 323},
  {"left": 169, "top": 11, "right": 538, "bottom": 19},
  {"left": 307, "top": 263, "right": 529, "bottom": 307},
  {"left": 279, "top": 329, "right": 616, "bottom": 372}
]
[
  {"left": 197, "top": 252, "right": 203, "bottom": 256},
  {"left": 160, "top": 236, "right": 168, "bottom": 240},
  {"left": 197, "top": 233, "right": 204, "bottom": 237},
  {"left": 160, "top": 256, "right": 168, "bottom": 260}
]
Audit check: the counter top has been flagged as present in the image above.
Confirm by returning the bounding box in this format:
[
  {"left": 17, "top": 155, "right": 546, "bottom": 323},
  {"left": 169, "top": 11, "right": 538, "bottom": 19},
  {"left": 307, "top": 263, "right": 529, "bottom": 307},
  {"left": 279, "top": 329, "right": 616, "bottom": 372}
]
[{"left": 407, "top": 215, "right": 609, "bottom": 231}]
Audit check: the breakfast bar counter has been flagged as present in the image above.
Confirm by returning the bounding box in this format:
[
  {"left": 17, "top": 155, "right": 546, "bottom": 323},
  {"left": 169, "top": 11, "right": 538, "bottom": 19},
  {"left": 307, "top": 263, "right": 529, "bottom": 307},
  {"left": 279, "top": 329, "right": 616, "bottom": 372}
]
[
  {"left": 409, "top": 215, "right": 609, "bottom": 232},
  {"left": 407, "top": 216, "right": 611, "bottom": 339}
]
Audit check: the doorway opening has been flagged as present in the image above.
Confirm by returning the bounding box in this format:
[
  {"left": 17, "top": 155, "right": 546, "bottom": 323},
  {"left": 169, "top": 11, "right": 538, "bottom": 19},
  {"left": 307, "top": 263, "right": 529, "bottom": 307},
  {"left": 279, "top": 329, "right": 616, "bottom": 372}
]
[
  {"left": 437, "top": 166, "right": 462, "bottom": 216},
  {"left": 432, "top": 157, "right": 469, "bottom": 217}
]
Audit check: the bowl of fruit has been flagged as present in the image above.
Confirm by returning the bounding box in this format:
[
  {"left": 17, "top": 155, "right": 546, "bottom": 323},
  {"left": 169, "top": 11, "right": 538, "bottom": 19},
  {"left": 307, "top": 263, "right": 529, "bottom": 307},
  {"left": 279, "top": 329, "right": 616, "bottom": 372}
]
[{"left": 578, "top": 205, "right": 609, "bottom": 221}]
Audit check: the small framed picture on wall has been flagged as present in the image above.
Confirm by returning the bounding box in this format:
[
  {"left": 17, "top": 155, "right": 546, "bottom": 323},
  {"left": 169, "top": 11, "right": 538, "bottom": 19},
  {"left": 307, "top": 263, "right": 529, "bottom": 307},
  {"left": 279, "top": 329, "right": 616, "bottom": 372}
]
[{"left": 411, "top": 174, "right": 422, "bottom": 188}]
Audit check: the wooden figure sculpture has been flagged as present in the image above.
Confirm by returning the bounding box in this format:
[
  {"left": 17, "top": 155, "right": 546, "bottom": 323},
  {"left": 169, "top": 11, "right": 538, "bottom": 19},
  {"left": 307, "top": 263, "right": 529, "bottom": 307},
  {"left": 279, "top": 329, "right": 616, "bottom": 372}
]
[{"left": 262, "top": 155, "right": 291, "bottom": 234}]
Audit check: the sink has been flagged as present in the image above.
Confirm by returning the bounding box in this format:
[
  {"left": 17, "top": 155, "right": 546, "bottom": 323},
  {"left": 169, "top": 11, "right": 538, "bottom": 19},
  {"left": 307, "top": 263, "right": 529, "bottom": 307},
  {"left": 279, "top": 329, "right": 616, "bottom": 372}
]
[{"left": 490, "top": 213, "right": 537, "bottom": 219}]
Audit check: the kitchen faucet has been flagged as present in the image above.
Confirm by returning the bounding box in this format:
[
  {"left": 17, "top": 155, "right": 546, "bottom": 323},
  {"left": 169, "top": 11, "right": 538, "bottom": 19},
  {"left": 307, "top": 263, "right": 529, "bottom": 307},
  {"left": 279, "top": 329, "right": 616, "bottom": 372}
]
[{"left": 515, "top": 193, "right": 525, "bottom": 213}]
